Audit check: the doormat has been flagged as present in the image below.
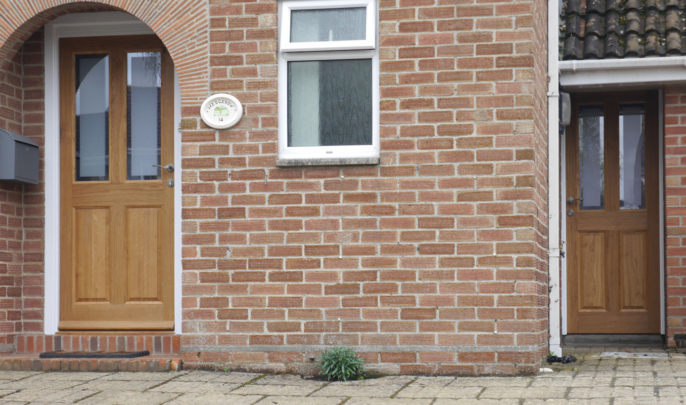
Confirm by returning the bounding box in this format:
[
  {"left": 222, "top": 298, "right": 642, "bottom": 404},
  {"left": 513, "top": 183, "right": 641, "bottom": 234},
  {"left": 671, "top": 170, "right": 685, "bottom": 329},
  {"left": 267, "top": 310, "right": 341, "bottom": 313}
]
[
  {"left": 598, "top": 352, "right": 669, "bottom": 359},
  {"left": 39, "top": 350, "right": 150, "bottom": 359}
]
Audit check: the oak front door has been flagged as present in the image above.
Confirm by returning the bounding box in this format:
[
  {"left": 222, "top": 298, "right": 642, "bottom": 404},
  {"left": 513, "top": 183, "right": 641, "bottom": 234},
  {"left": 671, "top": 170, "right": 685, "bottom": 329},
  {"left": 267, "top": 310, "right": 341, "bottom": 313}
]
[
  {"left": 566, "top": 91, "right": 660, "bottom": 334},
  {"left": 59, "top": 36, "right": 174, "bottom": 331}
]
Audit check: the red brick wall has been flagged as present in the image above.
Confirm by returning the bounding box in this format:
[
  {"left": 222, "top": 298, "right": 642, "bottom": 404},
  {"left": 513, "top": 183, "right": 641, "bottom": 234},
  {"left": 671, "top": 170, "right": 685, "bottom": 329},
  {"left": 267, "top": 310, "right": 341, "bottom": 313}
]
[
  {"left": 0, "top": 39, "right": 26, "bottom": 351},
  {"left": 531, "top": 0, "right": 549, "bottom": 355},
  {"left": 180, "top": 0, "right": 548, "bottom": 375},
  {"left": 665, "top": 86, "right": 686, "bottom": 346},
  {"left": 21, "top": 30, "right": 46, "bottom": 336},
  {"left": 0, "top": 0, "right": 548, "bottom": 375}
]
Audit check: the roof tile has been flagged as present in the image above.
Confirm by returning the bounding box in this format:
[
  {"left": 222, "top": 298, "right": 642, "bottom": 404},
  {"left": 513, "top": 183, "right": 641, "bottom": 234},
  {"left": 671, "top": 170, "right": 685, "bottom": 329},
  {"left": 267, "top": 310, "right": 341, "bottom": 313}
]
[{"left": 561, "top": 0, "right": 686, "bottom": 59}]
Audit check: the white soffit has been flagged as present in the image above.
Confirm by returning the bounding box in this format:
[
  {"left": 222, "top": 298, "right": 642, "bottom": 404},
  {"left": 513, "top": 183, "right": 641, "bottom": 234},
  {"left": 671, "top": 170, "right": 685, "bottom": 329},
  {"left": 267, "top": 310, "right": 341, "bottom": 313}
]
[{"left": 560, "top": 57, "right": 686, "bottom": 89}]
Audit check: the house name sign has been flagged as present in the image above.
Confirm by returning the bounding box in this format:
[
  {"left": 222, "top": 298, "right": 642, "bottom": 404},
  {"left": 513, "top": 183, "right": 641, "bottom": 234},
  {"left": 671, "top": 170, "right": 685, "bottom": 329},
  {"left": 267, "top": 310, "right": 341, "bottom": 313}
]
[{"left": 200, "top": 94, "right": 243, "bottom": 129}]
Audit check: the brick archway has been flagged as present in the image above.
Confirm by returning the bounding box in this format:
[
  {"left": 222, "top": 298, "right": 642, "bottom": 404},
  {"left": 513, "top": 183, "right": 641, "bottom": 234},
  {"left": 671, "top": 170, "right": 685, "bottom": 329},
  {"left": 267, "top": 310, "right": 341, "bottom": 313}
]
[
  {"left": 0, "top": 0, "right": 209, "bottom": 105},
  {"left": 0, "top": 1, "right": 208, "bottom": 348}
]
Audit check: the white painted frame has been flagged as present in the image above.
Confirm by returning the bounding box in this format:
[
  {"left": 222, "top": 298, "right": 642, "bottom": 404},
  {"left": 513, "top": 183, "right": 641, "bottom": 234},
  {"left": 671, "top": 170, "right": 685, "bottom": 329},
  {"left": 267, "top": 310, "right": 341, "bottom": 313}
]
[
  {"left": 279, "top": 0, "right": 376, "bottom": 52},
  {"left": 277, "top": 0, "right": 380, "bottom": 165},
  {"left": 557, "top": 88, "right": 667, "bottom": 337},
  {"left": 44, "top": 12, "right": 182, "bottom": 334}
]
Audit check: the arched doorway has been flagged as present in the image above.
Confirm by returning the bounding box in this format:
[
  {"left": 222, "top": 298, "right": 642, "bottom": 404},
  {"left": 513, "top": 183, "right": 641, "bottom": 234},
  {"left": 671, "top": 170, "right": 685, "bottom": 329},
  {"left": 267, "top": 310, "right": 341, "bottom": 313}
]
[
  {"left": 0, "top": 0, "right": 207, "bottom": 351},
  {"left": 43, "top": 12, "right": 182, "bottom": 333}
]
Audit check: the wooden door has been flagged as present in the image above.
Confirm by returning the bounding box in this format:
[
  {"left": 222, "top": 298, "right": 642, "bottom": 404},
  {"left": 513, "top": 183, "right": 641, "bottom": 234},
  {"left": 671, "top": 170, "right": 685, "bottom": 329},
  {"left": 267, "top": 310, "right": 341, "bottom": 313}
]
[
  {"left": 566, "top": 91, "right": 660, "bottom": 334},
  {"left": 59, "top": 36, "right": 174, "bottom": 331}
]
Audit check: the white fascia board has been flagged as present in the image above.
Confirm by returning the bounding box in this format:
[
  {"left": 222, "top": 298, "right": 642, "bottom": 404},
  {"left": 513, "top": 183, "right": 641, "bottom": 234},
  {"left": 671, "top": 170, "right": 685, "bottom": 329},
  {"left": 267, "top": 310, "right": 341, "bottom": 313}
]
[{"left": 560, "top": 57, "right": 686, "bottom": 89}]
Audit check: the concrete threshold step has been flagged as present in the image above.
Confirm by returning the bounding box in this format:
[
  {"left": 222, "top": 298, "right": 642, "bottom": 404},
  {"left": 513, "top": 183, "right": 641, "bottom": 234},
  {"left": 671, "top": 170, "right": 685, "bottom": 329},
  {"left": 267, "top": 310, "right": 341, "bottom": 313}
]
[{"left": 0, "top": 354, "right": 182, "bottom": 372}]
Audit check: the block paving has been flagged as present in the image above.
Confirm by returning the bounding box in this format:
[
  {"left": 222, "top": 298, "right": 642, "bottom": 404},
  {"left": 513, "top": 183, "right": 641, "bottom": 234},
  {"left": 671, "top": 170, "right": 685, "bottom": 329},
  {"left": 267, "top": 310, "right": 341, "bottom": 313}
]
[{"left": 0, "top": 352, "right": 682, "bottom": 403}]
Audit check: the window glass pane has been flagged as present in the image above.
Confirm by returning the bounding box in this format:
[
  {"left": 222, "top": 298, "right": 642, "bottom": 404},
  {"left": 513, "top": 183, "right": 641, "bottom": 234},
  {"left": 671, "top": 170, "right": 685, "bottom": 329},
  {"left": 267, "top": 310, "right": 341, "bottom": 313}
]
[
  {"left": 291, "top": 8, "right": 366, "bottom": 42},
  {"left": 579, "top": 105, "right": 604, "bottom": 210},
  {"left": 75, "top": 54, "right": 109, "bottom": 182},
  {"left": 288, "top": 59, "right": 372, "bottom": 147},
  {"left": 620, "top": 104, "right": 645, "bottom": 210},
  {"left": 127, "top": 52, "right": 162, "bottom": 180}
]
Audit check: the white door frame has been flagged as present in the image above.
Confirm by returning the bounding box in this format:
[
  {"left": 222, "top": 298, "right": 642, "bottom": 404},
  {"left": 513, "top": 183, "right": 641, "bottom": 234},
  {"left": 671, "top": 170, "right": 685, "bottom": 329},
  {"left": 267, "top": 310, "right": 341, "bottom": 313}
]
[
  {"left": 557, "top": 88, "right": 666, "bottom": 337},
  {"left": 44, "top": 12, "right": 182, "bottom": 334}
]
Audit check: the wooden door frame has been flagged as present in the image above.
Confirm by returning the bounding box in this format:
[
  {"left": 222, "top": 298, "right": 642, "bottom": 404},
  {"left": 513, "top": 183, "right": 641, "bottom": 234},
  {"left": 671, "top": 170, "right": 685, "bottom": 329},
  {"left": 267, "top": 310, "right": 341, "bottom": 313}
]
[
  {"left": 43, "top": 12, "right": 182, "bottom": 335},
  {"left": 559, "top": 89, "right": 666, "bottom": 336}
]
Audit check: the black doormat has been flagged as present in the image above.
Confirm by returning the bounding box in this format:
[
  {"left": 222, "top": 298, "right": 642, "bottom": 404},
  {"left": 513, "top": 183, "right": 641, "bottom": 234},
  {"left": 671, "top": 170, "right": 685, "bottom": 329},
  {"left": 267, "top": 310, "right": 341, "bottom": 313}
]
[{"left": 39, "top": 350, "right": 150, "bottom": 359}]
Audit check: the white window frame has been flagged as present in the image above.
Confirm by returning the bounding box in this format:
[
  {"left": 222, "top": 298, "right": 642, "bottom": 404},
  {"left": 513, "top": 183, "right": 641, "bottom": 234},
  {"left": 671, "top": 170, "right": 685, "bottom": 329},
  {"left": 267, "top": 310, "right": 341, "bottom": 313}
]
[
  {"left": 277, "top": 0, "right": 380, "bottom": 166},
  {"left": 280, "top": 0, "right": 376, "bottom": 52}
]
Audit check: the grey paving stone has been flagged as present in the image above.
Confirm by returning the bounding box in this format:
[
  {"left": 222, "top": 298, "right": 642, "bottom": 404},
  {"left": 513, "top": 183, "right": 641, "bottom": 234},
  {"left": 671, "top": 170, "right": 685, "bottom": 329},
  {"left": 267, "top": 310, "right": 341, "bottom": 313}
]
[
  {"left": 0, "top": 350, "right": 685, "bottom": 403},
  {"left": 434, "top": 400, "right": 519, "bottom": 405},
  {"left": 164, "top": 393, "right": 263, "bottom": 405},
  {"left": 311, "top": 384, "right": 404, "bottom": 397},
  {"left": 71, "top": 379, "right": 163, "bottom": 391},
  {"left": 0, "top": 390, "right": 18, "bottom": 400},
  {"left": 254, "top": 396, "right": 345, "bottom": 405},
  {"left": 97, "top": 372, "right": 178, "bottom": 381},
  {"left": 0, "top": 380, "right": 83, "bottom": 391},
  {"left": 231, "top": 384, "right": 320, "bottom": 396},
  {"left": 0, "top": 372, "right": 39, "bottom": 381},
  {"left": 150, "top": 381, "right": 242, "bottom": 393},
  {"left": 396, "top": 386, "right": 483, "bottom": 399},
  {"left": 252, "top": 375, "right": 326, "bottom": 387},
  {"left": 448, "top": 377, "right": 532, "bottom": 387},
  {"left": 175, "top": 371, "right": 260, "bottom": 384},
  {"left": 0, "top": 388, "right": 97, "bottom": 403},
  {"left": 26, "top": 372, "right": 108, "bottom": 381},
  {"left": 77, "top": 390, "right": 181, "bottom": 405},
  {"left": 346, "top": 399, "right": 434, "bottom": 405}
]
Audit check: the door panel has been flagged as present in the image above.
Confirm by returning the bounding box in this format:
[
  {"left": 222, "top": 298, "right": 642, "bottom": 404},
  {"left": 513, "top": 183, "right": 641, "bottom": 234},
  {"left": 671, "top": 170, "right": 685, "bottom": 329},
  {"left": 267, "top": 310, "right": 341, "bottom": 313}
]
[
  {"left": 619, "top": 232, "right": 647, "bottom": 310},
  {"left": 73, "top": 208, "right": 110, "bottom": 302},
  {"left": 60, "top": 36, "right": 174, "bottom": 331},
  {"left": 127, "top": 207, "right": 161, "bottom": 302},
  {"left": 578, "top": 232, "right": 606, "bottom": 310},
  {"left": 566, "top": 91, "right": 660, "bottom": 334}
]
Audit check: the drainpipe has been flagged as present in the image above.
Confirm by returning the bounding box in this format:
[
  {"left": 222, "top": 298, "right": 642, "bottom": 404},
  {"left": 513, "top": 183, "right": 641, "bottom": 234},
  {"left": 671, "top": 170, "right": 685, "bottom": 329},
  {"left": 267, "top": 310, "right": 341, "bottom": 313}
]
[{"left": 547, "top": 0, "right": 562, "bottom": 356}]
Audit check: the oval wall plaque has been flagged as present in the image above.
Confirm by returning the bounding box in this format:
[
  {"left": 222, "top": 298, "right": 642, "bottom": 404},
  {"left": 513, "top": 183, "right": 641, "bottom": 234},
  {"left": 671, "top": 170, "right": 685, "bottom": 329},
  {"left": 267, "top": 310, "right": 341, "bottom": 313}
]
[{"left": 200, "top": 94, "right": 243, "bottom": 129}]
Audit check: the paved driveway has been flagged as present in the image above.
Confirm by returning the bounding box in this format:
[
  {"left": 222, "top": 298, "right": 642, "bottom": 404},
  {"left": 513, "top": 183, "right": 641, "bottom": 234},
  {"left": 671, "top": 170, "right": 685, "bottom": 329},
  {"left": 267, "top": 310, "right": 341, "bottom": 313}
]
[{"left": 0, "top": 354, "right": 685, "bottom": 404}]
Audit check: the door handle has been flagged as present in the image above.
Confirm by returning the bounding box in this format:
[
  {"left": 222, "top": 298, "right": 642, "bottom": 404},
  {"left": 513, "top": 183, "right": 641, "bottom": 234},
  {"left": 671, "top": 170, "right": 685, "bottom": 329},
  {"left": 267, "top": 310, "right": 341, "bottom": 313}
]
[
  {"left": 153, "top": 163, "right": 174, "bottom": 172},
  {"left": 566, "top": 197, "right": 583, "bottom": 204}
]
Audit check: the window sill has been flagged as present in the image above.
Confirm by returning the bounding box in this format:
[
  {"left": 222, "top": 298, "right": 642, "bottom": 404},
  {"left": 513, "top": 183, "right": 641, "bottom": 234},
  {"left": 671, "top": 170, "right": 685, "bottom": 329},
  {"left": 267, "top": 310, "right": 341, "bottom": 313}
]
[{"left": 276, "top": 156, "right": 380, "bottom": 167}]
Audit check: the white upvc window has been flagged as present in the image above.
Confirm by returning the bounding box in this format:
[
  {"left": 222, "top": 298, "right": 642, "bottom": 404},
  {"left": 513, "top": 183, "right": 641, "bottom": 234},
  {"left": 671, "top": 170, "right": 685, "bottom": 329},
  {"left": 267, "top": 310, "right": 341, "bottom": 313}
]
[{"left": 277, "top": 0, "right": 380, "bottom": 166}]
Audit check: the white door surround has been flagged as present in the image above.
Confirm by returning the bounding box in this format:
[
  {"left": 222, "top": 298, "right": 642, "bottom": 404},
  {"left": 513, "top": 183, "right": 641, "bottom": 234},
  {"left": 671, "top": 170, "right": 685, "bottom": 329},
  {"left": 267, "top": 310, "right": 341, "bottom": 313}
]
[{"left": 43, "top": 12, "right": 182, "bottom": 334}]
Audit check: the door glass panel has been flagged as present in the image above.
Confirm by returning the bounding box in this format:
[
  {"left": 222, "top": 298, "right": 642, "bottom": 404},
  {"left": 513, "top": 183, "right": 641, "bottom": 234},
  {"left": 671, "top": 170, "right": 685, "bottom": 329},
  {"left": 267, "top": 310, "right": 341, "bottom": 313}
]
[
  {"left": 579, "top": 105, "right": 605, "bottom": 210},
  {"left": 620, "top": 104, "right": 645, "bottom": 210},
  {"left": 75, "top": 54, "right": 109, "bottom": 182},
  {"left": 291, "top": 8, "right": 366, "bottom": 42},
  {"left": 127, "top": 52, "right": 162, "bottom": 180}
]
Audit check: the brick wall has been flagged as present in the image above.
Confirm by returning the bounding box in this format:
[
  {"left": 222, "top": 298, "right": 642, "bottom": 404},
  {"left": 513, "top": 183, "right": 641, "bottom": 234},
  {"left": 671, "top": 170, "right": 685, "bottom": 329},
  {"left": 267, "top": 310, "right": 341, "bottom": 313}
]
[
  {"left": 180, "top": 0, "right": 548, "bottom": 375},
  {"left": 665, "top": 86, "right": 686, "bottom": 346},
  {"left": 0, "top": 39, "right": 26, "bottom": 350},
  {"left": 0, "top": 0, "right": 548, "bottom": 375},
  {"left": 531, "top": 0, "right": 549, "bottom": 355},
  {"left": 21, "top": 30, "right": 46, "bottom": 336}
]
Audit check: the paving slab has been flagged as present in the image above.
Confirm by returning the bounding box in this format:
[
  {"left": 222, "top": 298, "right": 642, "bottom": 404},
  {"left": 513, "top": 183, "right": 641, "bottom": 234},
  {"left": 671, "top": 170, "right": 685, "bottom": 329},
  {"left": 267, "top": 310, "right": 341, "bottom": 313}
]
[{"left": 0, "top": 350, "right": 683, "bottom": 403}]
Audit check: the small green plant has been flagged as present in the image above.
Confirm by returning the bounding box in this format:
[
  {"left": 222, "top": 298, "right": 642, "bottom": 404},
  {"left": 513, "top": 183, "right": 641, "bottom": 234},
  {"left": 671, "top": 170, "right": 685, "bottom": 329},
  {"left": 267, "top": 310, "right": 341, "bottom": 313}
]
[{"left": 318, "top": 347, "right": 366, "bottom": 381}]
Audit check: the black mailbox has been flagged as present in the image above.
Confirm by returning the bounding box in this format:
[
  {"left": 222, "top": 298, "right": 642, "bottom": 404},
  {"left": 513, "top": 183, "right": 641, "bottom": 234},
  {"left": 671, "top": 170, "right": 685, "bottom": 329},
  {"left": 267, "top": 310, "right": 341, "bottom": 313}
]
[{"left": 0, "top": 129, "right": 39, "bottom": 185}]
